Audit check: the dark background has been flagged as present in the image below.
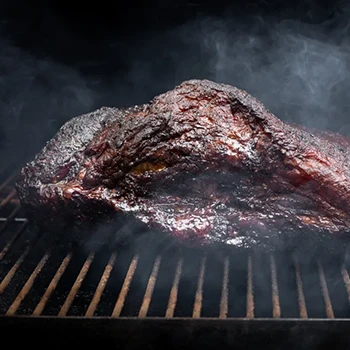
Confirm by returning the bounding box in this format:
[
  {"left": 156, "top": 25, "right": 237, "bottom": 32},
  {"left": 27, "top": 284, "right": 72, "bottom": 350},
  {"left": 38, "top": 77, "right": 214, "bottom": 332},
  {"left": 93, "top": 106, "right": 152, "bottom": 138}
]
[{"left": 0, "top": 0, "right": 350, "bottom": 166}]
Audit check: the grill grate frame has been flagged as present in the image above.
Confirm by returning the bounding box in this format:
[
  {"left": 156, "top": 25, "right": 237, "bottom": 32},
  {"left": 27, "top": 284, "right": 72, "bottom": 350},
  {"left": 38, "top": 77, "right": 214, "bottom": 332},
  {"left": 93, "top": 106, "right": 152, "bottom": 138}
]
[{"left": 1, "top": 165, "right": 350, "bottom": 320}]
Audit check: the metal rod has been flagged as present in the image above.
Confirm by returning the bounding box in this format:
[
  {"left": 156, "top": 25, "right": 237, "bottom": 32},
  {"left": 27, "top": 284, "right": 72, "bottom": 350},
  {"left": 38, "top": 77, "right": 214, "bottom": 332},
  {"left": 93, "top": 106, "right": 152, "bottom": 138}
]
[
  {"left": 0, "top": 245, "right": 32, "bottom": 294},
  {"left": 0, "top": 213, "right": 24, "bottom": 223},
  {"left": 58, "top": 252, "right": 95, "bottom": 317},
  {"left": 317, "top": 259, "right": 334, "bottom": 318},
  {"left": 165, "top": 256, "right": 183, "bottom": 318},
  {"left": 341, "top": 264, "right": 350, "bottom": 304},
  {"left": 0, "top": 189, "right": 16, "bottom": 209},
  {"left": 0, "top": 205, "right": 21, "bottom": 233},
  {"left": 138, "top": 255, "right": 162, "bottom": 318},
  {"left": 32, "top": 252, "right": 73, "bottom": 316},
  {"left": 270, "top": 254, "right": 281, "bottom": 318},
  {"left": 6, "top": 252, "right": 51, "bottom": 315},
  {"left": 14, "top": 218, "right": 27, "bottom": 222},
  {"left": 0, "top": 172, "right": 17, "bottom": 193},
  {"left": 112, "top": 255, "right": 139, "bottom": 317},
  {"left": 192, "top": 255, "right": 206, "bottom": 318},
  {"left": 0, "top": 221, "right": 28, "bottom": 261},
  {"left": 219, "top": 256, "right": 229, "bottom": 318},
  {"left": 293, "top": 255, "right": 308, "bottom": 318},
  {"left": 85, "top": 252, "right": 117, "bottom": 317},
  {"left": 0, "top": 228, "right": 44, "bottom": 294},
  {"left": 246, "top": 255, "right": 254, "bottom": 318}
]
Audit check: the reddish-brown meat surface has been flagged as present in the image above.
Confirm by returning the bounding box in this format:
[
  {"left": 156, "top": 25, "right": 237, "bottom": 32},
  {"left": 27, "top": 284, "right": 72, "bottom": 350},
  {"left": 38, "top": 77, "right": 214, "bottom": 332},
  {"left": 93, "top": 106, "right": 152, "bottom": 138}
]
[{"left": 15, "top": 79, "right": 350, "bottom": 247}]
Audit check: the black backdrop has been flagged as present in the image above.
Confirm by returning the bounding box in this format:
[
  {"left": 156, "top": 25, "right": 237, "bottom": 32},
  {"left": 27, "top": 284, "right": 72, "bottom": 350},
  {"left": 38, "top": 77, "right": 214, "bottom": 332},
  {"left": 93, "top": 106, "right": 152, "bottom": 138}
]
[{"left": 0, "top": 0, "right": 349, "bottom": 165}]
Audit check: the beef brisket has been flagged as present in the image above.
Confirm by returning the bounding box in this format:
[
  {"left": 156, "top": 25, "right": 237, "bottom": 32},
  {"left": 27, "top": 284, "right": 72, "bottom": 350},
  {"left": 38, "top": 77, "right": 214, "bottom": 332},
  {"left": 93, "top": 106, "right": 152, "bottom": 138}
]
[{"left": 15, "top": 79, "right": 350, "bottom": 247}]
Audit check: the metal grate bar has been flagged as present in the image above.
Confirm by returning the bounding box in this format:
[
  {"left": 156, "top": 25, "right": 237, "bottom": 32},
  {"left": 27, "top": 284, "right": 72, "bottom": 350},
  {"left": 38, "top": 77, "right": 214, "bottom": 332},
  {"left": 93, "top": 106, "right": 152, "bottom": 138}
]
[
  {"left": 341, "top": 264, "right": 350, "bottom": 305},
  {"left": 0, "top": 221, "right": 28, "bottom": 261},
  {"left": 293, "top": 255, "right": 308, "bottom": 318},
  {"left": 58, "top": 252, "right": 95, "bottom": 316},
  {"left": 0, "top": 230, "right": 44, "bottom": 295},
  {"left": 0, "top": 189, "right": 16, "bottom": 209},
  {"left": 0, "top": 205, "right": 21, "bottom": 233},
  {"left": 192, "top": 255, "right": 206, "bottom": 318},
  {"left": 112, "top": 255, "right": 139, "bottom": 317},
  {"left": 165, "top": 256, "right": 183, "bottom": 318},
  {"left": 317, "top": 259, "right": 334, "bottom": 318},
  {"left": 219, "top": 256, "right": 229, "bottom": 318},
  {"left": 246, "top": 255, "right": 254, "bottom": 318},
  {"left": 2, "top": 165, "right": 350, "bottom": 320},
  {"left": 138, "top": 255, "right": 162, "bottom": 317},
  {"left": 6, "top": 251, "right": 51, "bottom": 315},
  {"left": 0, "top": 246, "right": 32, "bottom": 294},
  {"left": 0, "top": 217, "right": 27, "bottom": 223},
  {"left": 32, "top": 253, "right": 73, "bottom": 316},
  {"left": 85, "top": 251, "right": 117, "bottom": 317},
  {"left": 0, "top": 172, "right": 17, "bottom": 193},
  {"left": 270, "top": 254, "right": 281, "bottom": 318}
]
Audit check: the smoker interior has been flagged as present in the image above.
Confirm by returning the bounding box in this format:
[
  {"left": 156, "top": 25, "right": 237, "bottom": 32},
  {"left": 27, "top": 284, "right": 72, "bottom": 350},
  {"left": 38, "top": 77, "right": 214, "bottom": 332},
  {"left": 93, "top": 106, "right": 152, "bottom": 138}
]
[{"left": 1, "top": 163, "right": 350, "bottom": 348}]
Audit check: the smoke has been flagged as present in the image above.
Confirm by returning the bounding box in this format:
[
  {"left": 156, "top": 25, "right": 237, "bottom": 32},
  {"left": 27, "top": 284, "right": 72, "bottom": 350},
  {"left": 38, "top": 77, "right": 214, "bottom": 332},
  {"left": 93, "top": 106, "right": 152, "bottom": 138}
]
[
  {"left": 1, "top": 1, "right": 350, "bottom": 323},
  {"left": 0, "top": 39, "right": 102, "bottom": 165},
  {"left": 196, "top": 17, "right": 350, "bottom": 131},
  {"left": 2, "top": 5, "right": 350, "bottom": 165}
]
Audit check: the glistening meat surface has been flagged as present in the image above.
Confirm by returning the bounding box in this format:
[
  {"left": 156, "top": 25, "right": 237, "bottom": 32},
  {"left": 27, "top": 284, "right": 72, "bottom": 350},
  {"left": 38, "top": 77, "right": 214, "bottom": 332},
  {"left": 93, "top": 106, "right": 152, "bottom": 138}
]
[{"left": 15, "top": 79, "right": 350, "bottom": 247}]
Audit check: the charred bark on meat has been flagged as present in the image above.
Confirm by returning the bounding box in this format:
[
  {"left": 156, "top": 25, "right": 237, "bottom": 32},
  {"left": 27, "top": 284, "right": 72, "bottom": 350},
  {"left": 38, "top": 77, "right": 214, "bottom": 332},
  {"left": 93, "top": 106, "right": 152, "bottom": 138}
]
[{"left": 15, "top": 79, "right": 350, "bottom": 247}]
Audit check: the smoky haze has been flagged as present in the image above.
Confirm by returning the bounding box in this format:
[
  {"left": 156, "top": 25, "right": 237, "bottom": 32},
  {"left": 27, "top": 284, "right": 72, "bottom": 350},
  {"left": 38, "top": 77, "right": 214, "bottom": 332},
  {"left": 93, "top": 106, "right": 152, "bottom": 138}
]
[
  {"left": 1, "top": 5, "right": 350, "bottom": 165},
  {"left": 2, "top": 2, "right": 350, "bottom": 328}
]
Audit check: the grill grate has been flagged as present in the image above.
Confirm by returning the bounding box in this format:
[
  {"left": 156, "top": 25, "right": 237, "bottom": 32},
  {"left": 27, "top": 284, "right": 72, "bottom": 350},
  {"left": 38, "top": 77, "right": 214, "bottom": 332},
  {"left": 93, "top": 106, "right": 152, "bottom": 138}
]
[{"left": 1, "top": 165, "right": 350, "bottom": 319}]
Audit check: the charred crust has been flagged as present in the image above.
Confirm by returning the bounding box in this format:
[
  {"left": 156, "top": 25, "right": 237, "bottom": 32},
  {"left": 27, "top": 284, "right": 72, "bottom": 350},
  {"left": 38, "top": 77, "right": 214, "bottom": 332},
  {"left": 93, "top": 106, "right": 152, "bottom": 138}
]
[{"left": 15, "top": 79, "right": 350, "bottom": 247}]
